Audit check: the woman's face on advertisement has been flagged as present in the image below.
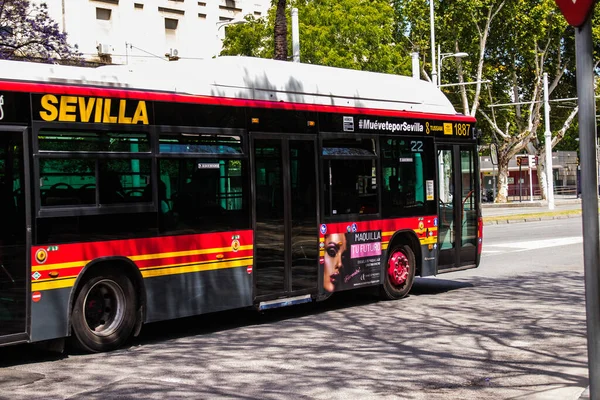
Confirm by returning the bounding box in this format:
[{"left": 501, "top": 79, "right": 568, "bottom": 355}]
[{"left": 323, "top": 233, "right": 347, "bottom": 292}]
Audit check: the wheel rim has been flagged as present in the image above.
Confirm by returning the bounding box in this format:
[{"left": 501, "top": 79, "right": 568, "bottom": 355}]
[
  {"left": 82, "top": 279, "right": 125, "bottom": 337},
  {"left": 387, "top": 250, "right": 409, "bottom": 287}
]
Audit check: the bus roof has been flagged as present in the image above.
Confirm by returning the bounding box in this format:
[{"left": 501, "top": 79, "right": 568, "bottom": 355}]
[{"left": 0, "top": 56, "right": 460, "bottom": 116}]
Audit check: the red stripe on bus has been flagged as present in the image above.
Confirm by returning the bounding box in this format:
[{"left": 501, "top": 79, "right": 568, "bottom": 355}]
[
  {"left": 322, "top": 216, "right": 436, "bottom": 236},
  {"left": 0, "top": 80, "right": 477, "bottom": 122},
  {"left": 31, "top": 230, "right": 254, "bottom": 265}
]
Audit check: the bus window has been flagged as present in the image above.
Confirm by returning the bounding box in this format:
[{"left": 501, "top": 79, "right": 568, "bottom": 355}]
[
  {"left": 322, "top": 138, "right": 378, "bottom": 217},
  {"left": 98, "top": 159, "right": 151, "bottom": 204},
  {"left": 159, "top": 159, "right": 249, "bottom": 233},
  {"left": 157, "top": 131, "right": 248, "bottom": 233},
  {"left": 37, "top": 130, "right": 152, "bottom": 208},
  {"left": 381, "top": 137, "right": 436, "bottom": 217},
  {"left": 39, "top": 159, "right": 96, "bottom": 206},
  {"left": 38, "top": 158, "right": 151, "bottom": 206},
  {"left": 38, "top": 130, "right": 150, "bottom": 152}
]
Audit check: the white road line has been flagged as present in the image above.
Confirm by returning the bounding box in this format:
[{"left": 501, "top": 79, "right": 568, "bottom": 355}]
[{"left": 484, "top": 236, "right": 582, "bottom": 253}]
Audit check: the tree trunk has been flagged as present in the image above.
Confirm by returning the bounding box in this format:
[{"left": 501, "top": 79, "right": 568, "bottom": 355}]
[
  {"left": 495, "top": 155, "right": 510, "bottom": 203},
  {"left": 273, "top": 0, "right": 287, "bottom": 61},
  {"left": 536, "top": 151, "right": 548, "bottom": 201}
]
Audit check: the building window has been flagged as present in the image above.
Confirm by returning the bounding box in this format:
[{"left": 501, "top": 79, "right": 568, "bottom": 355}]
[
  {"left": 96, "top": 7, "right": 112, "bottom": 20},
  {"left": 158, "top": 6, "right": 185, "bottom": 15},
  {"left": 219, "top": 16, "right": 233, "bottom": 21},
  {"left": 198, "top": 1, "right": 206, "bottom": 5},
  {"left": 198, "top": 13, "right": 206, "bottom": 18},
  {"left": 254, "top": 11, "right": 261, "bottom": 16},
  {"left": 92, "top": 0, "right": 119, "bottom": 4},
  {"left": 134, "top": 3, "right": 143, "bottom": 9},
  {"left": 165, "top": 18, "right": 179, "bottom": 29}
]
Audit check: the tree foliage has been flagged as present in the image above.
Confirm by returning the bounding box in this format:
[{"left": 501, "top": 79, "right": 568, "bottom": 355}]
[
  {"left": 221, "top": 0, "right": 411, "bottom": 74},
  {"left": 0, "top": 0, "right": 81, "bottom": 62},
  {"left": 397, "top": 0, "right": 598, "bottom": 202}
]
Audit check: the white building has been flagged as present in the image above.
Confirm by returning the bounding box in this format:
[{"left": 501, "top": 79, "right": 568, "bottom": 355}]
[{"left": 35, "top": 0, "right": 270, "bottom": 65}]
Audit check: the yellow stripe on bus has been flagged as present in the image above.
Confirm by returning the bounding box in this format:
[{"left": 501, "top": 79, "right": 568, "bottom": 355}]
[
  {"left": 32, "top": 258, "right": 253, "bottom": 291},
  {"left": 141, "top": 258, "right": 251, "bottom": 278},
  {"left": 129, "top": 245, "right": 253, "bottom": 262},
  {"left": 32, "top": 278, "right": 77, "bottom": 291},
  {"left": 32, "top": 255, "right": 253, "bottom": 284}
]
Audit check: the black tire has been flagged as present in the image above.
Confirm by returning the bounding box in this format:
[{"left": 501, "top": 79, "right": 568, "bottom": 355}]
[
  {"left": 381, "top": 244, "right": 416, "bottom": 300},
  {"left": 71, "top": 270, "right": 136, "bottom": 352}
]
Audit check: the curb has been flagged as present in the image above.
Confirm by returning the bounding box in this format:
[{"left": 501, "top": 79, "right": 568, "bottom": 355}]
[{"left": 483, "top": 212, "right": 582, "bottom": 225}]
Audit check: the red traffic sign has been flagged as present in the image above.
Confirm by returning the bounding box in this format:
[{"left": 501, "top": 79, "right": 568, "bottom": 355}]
[
  {"left": 517, "top": 155, "right": 529, "bottom": 166},
  {"left": 554, "top": 0, "right": 595, "bottom": 27}
]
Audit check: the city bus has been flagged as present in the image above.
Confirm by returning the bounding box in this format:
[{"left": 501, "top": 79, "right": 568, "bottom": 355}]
[{"left": 0, "top": 56, "right": 482, "bottom": 352}]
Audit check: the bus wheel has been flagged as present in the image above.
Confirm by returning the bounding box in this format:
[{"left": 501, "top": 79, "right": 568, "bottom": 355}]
[
  {"left": 71, "top": 271, "right": 136, "bottom": 352},
  {"left": 381, "top": 244, "right": 415, "bottom": 300}
]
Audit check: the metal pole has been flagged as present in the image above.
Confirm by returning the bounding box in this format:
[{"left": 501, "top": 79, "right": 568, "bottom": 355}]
[
  {"left": 544, "top": 72, "right": 555, "bottom": 209},
  {"left": 291, "top": 8, "right": 300, "bottom": 63},
  {"left": 519, "top": 162, "right": 522, "bottom": 202},
  {"left": 576, "top": 16, "right": 600, "bottom": 400},
  {"left": 411, "top": 52, "right": 420, "bottom": 79},
  {"left": 437, "top": 44, "right": 441, "bottom": 87},
  {"left": 429, "top": 0, "right": 437, "bottom": 86},
  {"left": 528, "top": 159, "right": 533, "bottom": 202},
  {"left": 492, "top": 163, "right": 496, "bottom": 200}
]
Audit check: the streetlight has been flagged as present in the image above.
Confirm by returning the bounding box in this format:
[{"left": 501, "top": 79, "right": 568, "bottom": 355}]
[
  {"left": 429, "top": 0, "right": 436, "bottom": 86},
  {"left": 437, "top": 46, "right": 468, "bottom": 87},
  {"left": 216, "top": 20, "right": 247, "bottom": 31},
  {"left": 215, "top": 19, "right": 248, "bottom": 57}
]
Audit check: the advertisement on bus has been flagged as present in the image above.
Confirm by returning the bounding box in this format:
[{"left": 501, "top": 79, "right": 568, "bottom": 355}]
[{"left": 321, "top": 226, "right": 382, "bottom": 293}]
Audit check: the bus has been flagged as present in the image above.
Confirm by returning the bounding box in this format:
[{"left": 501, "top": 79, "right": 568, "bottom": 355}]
[{"left": 0, "top": 56, "right": 482, "bottom": 352}]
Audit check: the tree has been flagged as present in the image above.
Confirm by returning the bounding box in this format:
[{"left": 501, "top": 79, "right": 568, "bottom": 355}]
[
  {"left": 397, "top": 0, "right": 591, "bottom": 202},
  {"left": 273, "top": 0, "right": 287, "bottom": 60},
  {"left": 220, "top": 15, "right": 272, "bottom": 58},
  {"left": 221, "top": 0, "right": 411, "bottom": 75},
  {"left": 0, "top": 0, "right": 80, "bottom": 63}
]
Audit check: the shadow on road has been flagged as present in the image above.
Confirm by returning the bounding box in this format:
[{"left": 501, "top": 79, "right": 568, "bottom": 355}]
[{"left": 0, "top": 271, "right": 588, "bottom": 399}]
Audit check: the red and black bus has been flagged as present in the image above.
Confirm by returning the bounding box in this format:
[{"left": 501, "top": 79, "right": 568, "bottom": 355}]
[{"left": 0, "top": 56, "right": 482, "bottom": 352}]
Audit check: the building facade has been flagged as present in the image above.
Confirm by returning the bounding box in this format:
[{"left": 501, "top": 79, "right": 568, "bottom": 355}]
[
  {"left": 35, "top": 0, "right": 270, "bottom": 65},
  {"left": 480, "top": 151, "right": 579, "bottom": 201}
]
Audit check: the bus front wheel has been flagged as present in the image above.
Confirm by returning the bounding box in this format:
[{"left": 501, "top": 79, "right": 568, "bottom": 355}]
[
  {"left": 71, "top": 271, "right": 136, "bottom": 353},
  {"left": 381, "top": 244, "right": 415, "bottom": 300}
]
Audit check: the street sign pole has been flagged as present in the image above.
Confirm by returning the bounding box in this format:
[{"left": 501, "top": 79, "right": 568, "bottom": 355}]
[
  {"left": 519, "top": 161, "right": 522, "bottom": 202},
  {"left": 528, "top": 155, "right": 534, "bottom": 202},
  {"left": 544, "top": 72, "right": 555, "bottom": 210},
  {"left": 575, "top": 15, "right": 600, "bottom": 399}
]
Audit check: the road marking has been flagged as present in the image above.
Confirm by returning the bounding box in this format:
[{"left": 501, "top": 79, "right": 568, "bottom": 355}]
[{"left": 483, "top": 236, "right": 582, "bottom": 254}]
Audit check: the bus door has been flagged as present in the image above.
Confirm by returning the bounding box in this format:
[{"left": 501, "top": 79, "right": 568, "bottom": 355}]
[
  {"left": 436, "top": 144, "right": 478, "bottom": 271},
  {"left": 0, "top": 126, "right": 28, "bottom": 344},
  {"left": 252, "top": 134, "right": 319, "bottom": 300}
]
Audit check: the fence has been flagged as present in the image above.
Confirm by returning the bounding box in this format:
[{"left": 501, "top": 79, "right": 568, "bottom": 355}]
[{"left": 482, "top": 184, "right": 579, "bottom": 202}]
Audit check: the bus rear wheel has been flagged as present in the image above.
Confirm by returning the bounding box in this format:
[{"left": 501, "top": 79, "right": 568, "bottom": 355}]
[
  {"left": 71, "top": 271, "right": 136, "bottom": 353},
  {"left": 381, "top": 244, "right": 415, "bottom": 300}
]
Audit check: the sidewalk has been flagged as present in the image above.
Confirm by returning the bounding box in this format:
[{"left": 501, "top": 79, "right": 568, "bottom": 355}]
[{"left": 482, "top": 198, "right": 583, "bottom": 224}]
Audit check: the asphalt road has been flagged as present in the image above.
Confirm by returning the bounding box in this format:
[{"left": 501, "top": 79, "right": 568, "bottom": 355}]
[{"left": 0, "top": 217, "right": 589, "bottom": 399}]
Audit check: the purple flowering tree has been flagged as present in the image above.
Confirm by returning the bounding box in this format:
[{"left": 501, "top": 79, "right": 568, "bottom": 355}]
[{"left": 0, "top": 0, "right": 81, "bottom": 63}]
